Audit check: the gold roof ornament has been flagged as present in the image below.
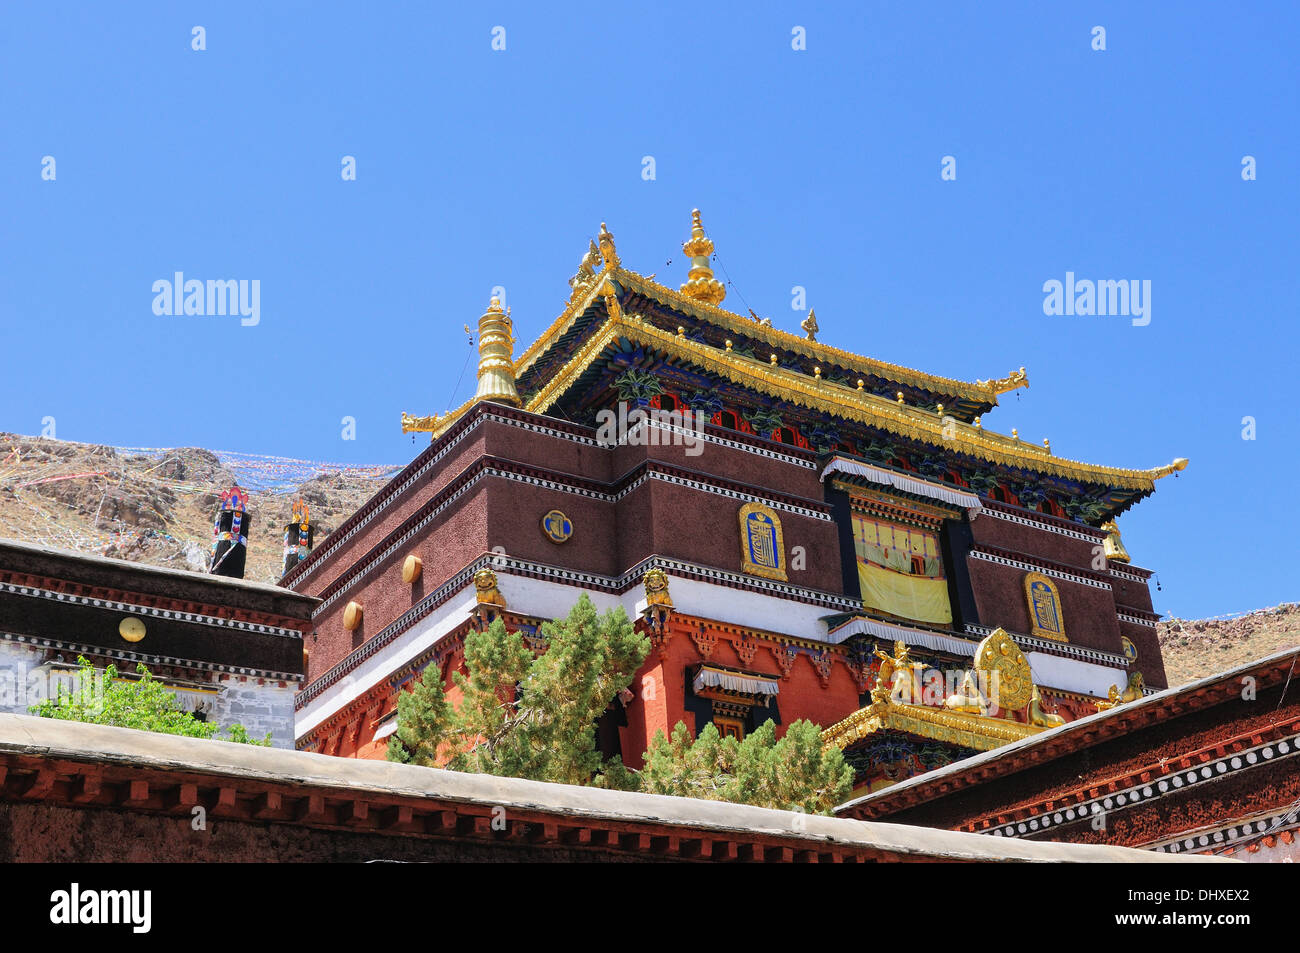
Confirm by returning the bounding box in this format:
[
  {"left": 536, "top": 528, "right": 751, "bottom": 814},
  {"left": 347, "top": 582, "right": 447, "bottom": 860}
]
[
  {"left": 1094, "top": 672, "right": 1144, "bottom": 711},
  {"left": 1029, "top": 685, "right": 1066, "bottom": 728},
  {"left": 679, "top": 209, "right": 726, "bottom": 306},
  {"left": 801, "top": 308, "right": 819, "bottom": 342},
  {"left": 823, "top": 628, "right": 1061, "bottom": 761},
  {"left": 402, "top": 295, "right": 521, "bottom": 437},
  {"left": 598, "top": 222, "right": 619, "bottom": 270},
  {"left": 943, "top": 671, "right": 987, "bottom": 714},
  {"left": 568, "top": 238, "right": 602, "bottom": 302},
  {"left": 976, "top": 366, "right": 1029, "bottom": 396},
  {"left": 1101, "top": 519, "right": 1131, "bottom": 563},
  {"left": 473, "top": 297, "right": 521, "bottom": 407}
]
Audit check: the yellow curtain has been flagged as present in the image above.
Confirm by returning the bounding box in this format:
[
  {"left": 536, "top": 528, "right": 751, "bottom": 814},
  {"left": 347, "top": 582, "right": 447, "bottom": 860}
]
[{"left": 858, "top": 562, "right": 953, "bottom": 625}]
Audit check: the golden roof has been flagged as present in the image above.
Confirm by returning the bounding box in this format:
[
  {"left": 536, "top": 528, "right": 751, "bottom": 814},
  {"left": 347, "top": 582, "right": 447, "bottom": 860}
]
[
  {"left": 516, "top": 264, "right": 1025, "bottom": 406},
  {"left": 405, "top": 217, "right": 1188, "bottom": 493}
]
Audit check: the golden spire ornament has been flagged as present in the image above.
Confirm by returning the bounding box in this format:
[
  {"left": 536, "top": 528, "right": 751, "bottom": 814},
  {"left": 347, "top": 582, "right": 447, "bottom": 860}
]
[
  {"left": 679, "top": 209, "right": 726, "bottom": 306},
  {"left": 1101, "top": 519, "right": 1131, "bottom": 563},
  {"left": 473, "top": 296, "right": 521, "bottom": 407}
]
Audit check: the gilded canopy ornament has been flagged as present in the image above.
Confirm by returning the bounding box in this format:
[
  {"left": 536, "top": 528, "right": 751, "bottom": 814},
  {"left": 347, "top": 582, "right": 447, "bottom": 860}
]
[
  {"left": 1101, "top": 519, "right": 1131, "bottom": 563},
  {"left": 679, "top": 209, "right": 726, "bottom": 306}
]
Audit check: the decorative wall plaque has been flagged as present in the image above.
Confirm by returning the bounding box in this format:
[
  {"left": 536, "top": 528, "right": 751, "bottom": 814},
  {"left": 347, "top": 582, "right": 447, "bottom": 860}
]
[
  {"left": 1023, "top": 571, "right": 1067, "bottom": 642},
  {"left": 541, "top": 510, "right": 573, "bottom": 543},
  {"left": 738, "top": 502, "right": 787, "bottom": 581}
]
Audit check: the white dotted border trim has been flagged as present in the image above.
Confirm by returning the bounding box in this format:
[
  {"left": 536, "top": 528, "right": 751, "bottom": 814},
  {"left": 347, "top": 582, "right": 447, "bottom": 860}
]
[
  {"left": 981, "top": 506, "right": 1105, "bottom": 543},
  {"left": 0, "top": 630, "right": 301, "bottom": 682},
  {"left": 1108, "top": 565, "right": 1149, "bottom": 584},
  {"left": 968, "top": 550, "right": 1112, "bottom": 590},
  {"left": 985, "top": 729, "right": 1299, "bottom": 842},
  {"left": 1118, "top": 612, "right": 1158, "bottom": 629},
  {"left": 962, "top": 623, "right": 1128, "bottom": 666},
  {"left": 0, "top": 581, "right": 303, "bottom": 639},
  {"left": 616, "top": 470, "right": 832, "bottom": 522}
]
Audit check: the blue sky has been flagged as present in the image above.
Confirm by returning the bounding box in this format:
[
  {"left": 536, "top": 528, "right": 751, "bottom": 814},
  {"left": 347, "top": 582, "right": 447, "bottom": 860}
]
[{"left": 2, "top": 2, "right": 1296, "bottom": 619}]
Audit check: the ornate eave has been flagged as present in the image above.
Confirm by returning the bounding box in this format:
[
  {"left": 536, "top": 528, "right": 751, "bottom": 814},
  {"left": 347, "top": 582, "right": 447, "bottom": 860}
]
[
  {"left": 518, "top": 310, "right": 1185, "bottom": 494},
  {"left": 513, "top": 262, "right": 1025, "bottom": 416},
  {"left": 822, "top": 699, "right": 1045, "bottom": 753}
]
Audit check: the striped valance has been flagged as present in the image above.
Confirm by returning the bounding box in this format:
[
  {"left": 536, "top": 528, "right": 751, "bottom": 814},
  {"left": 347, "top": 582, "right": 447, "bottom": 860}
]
[
  {"left": 692, "top": 666, "right": 781, "bottom": 697},
  {"left": 821, "top": 457, "right": 982, "bottom": 514}
]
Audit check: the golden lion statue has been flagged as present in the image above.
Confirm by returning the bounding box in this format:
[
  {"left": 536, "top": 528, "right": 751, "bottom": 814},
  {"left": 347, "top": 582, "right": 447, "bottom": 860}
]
[{"left": 473, "top": 568, "right": 507, "bottom": 608}]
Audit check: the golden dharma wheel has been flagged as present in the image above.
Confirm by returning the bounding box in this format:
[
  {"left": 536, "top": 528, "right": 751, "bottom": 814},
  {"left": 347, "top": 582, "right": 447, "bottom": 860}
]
[{"left": 975, "top": 628, "right": 1032, "bottom": 711}]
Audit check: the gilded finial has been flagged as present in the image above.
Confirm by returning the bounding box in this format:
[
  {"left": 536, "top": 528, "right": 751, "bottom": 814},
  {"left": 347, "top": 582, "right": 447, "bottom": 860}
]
[
  {"left": 1012, "top": 428, "right": 1019, "bottom": 440},
  {"left": 679, "top": 209, "right": 725, "bottom": 306},
  {"left": 725, "top": 339, "right": 733, "bottom": 352},
  {"left": 770, "top": 353, "right": 778, "bottom": 366},
  {"left": 814, "top": 366, "right": 822, "bottom": 380},
  {"left": 856, "top": 379, "right": 864, "bottom": 391},
  {"left": 896, "top": 392, "right": 904, "bottom": 406},
  {"left": 936, "top": 403, "right": 944, "bottom": 416},
  {"left": 1101, "top": 519, "right": 1130, "bottom": 563},
  {"left": 677, "top": 326, "right": 685, "bottom": 337},
  {"left": 472, "top": 295, "right": 521, "bottom": 408},
  {"left": 1043, "top": 437, "right": 1051, "bottom": 452},
  {"left": 598, "top": 222, "right": 619, "bottom": 269},
  {"left": 801, "top": 309, "right": 819, "bottom": 342}
]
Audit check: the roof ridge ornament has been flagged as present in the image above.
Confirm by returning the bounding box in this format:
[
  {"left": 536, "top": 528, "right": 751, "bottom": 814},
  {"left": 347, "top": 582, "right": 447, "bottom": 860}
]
[
  {"left": 679, "top": 209, "right": 726, "bottom": 306},
  {"left": 977, "top": 367, "right": 1029, "bottom": 396},
  {"left": 801, "top": 308, "right": 819, "bottom": 341},
  {"left": 598, "top": 222, "right": 619, "bottom": 270}
]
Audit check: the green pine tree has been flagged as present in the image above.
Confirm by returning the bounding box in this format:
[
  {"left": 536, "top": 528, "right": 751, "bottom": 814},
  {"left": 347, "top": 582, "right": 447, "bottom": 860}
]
[
  {"left": 387, "top": 593, "right": 649, "bottom": 787},
  {"left": 387, "top": 593, "right": 852, "bottom": 812},
  {"left": 640, "top": 718, "right": 853, "bottom": 814},
  {"left": 30, "top": 656, "right": 271, "bottom": 745}
]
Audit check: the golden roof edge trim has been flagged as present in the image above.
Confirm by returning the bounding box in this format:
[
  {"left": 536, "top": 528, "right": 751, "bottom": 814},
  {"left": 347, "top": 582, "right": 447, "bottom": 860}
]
[
  {"left": 615, "top": 266, "right": 1025, "bottom": 403},
  {"left": 557, "top": 313, "right": 1185, "bottom": 490}
]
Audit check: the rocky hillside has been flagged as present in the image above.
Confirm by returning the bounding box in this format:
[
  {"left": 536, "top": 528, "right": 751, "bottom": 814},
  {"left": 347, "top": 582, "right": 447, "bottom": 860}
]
[
  {"left": 0, "top": 433, "right": 399, "bottom": 585},
  {"left": 1157, "top": 603, "right": 1300, "bottom": 687}
]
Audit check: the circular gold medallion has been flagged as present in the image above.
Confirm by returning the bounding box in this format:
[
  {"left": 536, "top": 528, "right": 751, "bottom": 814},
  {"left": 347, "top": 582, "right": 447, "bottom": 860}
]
[
  {"left": 119, "top": 616, "right": 146, "bottom": 643},
  {"left": 402, "top": 554, "right": 423, "bottom": 584},
  {"left": 1120, "top": 636, "right": 1138, "bottom": 662},
  {"left": 343, "top": 600, "right": 363, "bottom": 631},
  {"left": 541, "top": 510, "right": 573, "bottom": 543}
]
